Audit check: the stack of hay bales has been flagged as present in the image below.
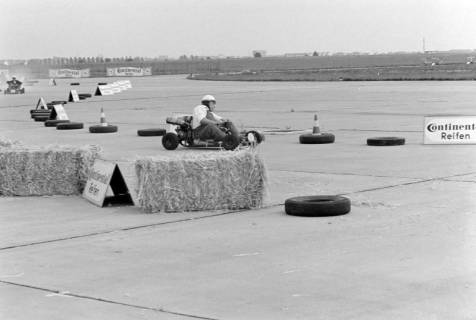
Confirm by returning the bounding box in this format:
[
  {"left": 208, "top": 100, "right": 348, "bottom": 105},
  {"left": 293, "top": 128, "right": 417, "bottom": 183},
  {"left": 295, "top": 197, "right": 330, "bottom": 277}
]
[
  {"left": 135, "top": 149, "right": 267, "bottom": 213},
  {"left": 0, "top": 141, "right": 101, "bottom": 196}
]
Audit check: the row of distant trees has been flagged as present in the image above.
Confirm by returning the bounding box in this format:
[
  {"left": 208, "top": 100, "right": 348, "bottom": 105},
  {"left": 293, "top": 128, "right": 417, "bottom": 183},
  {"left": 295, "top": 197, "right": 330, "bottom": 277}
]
[{"left": 26, "top": 56, "right": 161, "bottom": 65}]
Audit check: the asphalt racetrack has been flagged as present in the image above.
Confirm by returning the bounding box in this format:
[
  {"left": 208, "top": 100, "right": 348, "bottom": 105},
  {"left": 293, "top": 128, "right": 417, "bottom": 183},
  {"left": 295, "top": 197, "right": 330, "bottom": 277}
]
[{"left": 1, "top": 76, "right": 475, "bottom": 319}]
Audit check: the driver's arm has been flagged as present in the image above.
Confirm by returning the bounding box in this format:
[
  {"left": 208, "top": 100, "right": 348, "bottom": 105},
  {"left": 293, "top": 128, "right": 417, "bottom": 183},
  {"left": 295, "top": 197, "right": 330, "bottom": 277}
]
[{"left": 200, "top": 117, "right": 221, "bottom": 126}]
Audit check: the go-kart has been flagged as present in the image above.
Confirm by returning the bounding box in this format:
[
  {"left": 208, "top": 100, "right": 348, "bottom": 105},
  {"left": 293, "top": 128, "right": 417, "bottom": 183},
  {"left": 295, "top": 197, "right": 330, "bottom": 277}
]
[
  {"left": 4, "top": 79, "right": 25, "bottom": 94},
  {"left": 162, "top": 115, "right": 264, "bottom": 150}
]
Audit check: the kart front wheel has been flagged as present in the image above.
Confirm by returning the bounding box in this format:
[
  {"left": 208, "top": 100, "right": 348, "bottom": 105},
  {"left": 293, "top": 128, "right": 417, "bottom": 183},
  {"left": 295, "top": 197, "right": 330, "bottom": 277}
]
[
  {"left": 162, "top": 132, "right": 179, "bottom": 150},
  {"left": 222, "top": 134, "right": 240, "bottom": 150},
  {"left": 246, "top": 130, "right": 265, "bottom": 144}
]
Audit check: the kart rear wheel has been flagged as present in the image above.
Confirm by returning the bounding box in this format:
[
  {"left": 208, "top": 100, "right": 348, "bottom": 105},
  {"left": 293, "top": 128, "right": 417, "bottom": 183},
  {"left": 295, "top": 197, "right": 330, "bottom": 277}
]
[
  {"left": 162, "top": 133, "right": 179, "bottom": 150},
  {"left": 222, "top": 134, "right": 240, "bottom": 150}
]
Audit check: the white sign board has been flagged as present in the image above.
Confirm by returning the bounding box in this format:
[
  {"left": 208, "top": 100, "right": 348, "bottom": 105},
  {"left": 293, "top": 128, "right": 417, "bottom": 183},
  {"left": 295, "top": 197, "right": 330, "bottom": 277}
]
[
  {"left": 95, "top": 85, "right": 114, "bottom": 96},
  {"left": 82, "top": 159, "right": 116, "bottom": 207},
  {"left": 51, "top": 104, "right": 69, "bottom": 120},
  {"left": 107, "top": 67, "right": 151, "bottom": 77},
  {"left": 69, "top": 89, "right": 80, "bottom": 102},
  {"left": 49, "top": 69, "right": 90, "bottom": 78},
  {"left": 424, "top": 116, "right": 476, "bottom": 144}
]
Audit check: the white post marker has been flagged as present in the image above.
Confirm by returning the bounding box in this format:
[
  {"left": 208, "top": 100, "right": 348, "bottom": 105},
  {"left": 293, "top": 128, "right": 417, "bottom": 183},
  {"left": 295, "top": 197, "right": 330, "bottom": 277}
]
[
  {"left": 312, "top": 114, "right": 320, "bottom": 134},
  {"left": 424, "top": 116, "right": 476, "bottom": 144},
  {"left": 100, "top": 108, "right": 108, "bottom": 126}
]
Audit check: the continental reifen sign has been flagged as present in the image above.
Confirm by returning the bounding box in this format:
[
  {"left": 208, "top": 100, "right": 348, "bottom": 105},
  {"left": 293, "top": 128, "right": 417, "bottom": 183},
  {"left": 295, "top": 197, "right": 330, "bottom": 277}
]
[
  {"left": 107, "top": 67, "right": 152, "bottom": 76},
  {"left": 424, "top": 116, "right": 476, "bottom": 144},
  {"left": 49, "top": 69, "right": 90, "bottom": 78}
]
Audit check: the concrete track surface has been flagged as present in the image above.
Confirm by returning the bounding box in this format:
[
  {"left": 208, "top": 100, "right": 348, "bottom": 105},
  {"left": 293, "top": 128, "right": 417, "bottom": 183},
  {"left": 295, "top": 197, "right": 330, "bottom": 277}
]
[{"left": 0, "top": 76, "right": 475, "bottom": 319}]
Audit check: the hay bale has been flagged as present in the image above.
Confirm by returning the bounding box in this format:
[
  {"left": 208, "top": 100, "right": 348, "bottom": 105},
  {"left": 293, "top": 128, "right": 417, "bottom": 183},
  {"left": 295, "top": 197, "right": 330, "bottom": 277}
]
[
  {"left": 0, "top": 144, "right": 101, "bottom": 196},
  {"left": 135, "top": 149, "right": 267, "bottom": 213},
  {"left": 0, "top": 137, "right": 22, "bottom": 148}
]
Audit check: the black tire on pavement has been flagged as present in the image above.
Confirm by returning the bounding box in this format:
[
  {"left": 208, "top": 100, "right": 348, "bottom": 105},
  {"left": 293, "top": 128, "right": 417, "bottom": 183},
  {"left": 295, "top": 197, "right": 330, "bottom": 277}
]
[
  {"left": 367, "top": 137, "right": 405, "bottom": 146},
  {"left": 137, "top": 128, "right": 166, "bottom": 136},
  {"left": 51, "top": 100, "right": 67, "bottom": 105},
  {"left": 57, "top": 122, "right": 84, "bottom": 130},
  {"left": 70, "top": 82, "right": 80, "bottom": 86},
  {"left": 34, "top": 116, "right": 50, "bottom": 122},
  {"left": 89, "top": 125, "right": 118, "bottom": 133},
  {"left": 31, "top": 109, "right": 51, "bottom": 115},
  {"left": 299, "top": 133, "right": 335, "bottom": 144},
  {"left": 78, "top": 93, "right": 92, "bottom": 98},
  {"left": 162, "top": 133, "right": 179, "bottom": 150},
  {"left": 98, "top": 82, "right": 107, "bottom": 85},
  {"left": 285, "top": 195, "right": 351, "bottom": 217},
  {"left": 45, "top": 119, "right": 70, "bottom": 127}
]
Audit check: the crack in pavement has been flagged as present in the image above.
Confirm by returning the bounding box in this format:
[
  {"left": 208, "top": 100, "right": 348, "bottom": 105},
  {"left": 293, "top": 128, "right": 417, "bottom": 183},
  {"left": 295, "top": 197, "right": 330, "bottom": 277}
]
[
  {"left": 0, "top": 280, "right": 219, "bottom": 320},
  {"left": 0, "top": 205, "right": 281, "bottom": 251},
  {"left": 270, "top": 168, "right": 422, "bottom": 180},
  {"left": 1, "top": 171, "right": 473, "bottom": 251},
  {"left": 340, "top": 171, "right": 476, "bottom": 196}
]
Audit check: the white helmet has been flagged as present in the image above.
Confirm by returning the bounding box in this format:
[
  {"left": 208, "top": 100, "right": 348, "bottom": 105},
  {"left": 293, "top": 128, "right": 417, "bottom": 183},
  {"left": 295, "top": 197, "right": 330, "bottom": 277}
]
[{"left": 201, "top": 95, "right": 216, "bottom": 103}]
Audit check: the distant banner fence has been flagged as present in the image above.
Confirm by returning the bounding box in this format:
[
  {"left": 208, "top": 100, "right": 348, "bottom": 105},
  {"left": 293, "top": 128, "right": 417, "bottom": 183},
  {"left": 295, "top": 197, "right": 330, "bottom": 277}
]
[
  {"left": 107, "top": 67, "right": 152, "bottom": 77},
  {"left": 49, "top": 69, "right": 90, "bottom": 78}
]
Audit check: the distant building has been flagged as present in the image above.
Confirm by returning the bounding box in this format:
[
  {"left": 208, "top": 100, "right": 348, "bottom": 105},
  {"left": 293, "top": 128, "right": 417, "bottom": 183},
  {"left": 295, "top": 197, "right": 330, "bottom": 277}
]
[{"left": 284, "top": 53, "right": 312, "bottom": 57}]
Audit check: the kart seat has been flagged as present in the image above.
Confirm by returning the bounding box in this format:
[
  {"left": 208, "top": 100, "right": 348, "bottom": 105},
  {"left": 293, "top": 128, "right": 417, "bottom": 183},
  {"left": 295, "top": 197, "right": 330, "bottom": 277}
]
[{"left": 166, "top": 115, "right": 193, "bottom": 126}]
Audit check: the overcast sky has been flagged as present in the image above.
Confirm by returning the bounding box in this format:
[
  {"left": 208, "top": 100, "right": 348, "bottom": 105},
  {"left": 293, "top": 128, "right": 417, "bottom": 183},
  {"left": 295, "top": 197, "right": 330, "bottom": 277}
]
[{"left": 1, "top": 0, "right": 475, "bottom": 59}]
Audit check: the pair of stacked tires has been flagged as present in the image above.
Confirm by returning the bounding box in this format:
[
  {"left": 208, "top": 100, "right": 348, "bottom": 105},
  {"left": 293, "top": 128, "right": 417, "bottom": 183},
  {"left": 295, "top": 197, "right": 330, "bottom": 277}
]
[{"left": 31, "top": 109, "right": 51, "bottom": 122}]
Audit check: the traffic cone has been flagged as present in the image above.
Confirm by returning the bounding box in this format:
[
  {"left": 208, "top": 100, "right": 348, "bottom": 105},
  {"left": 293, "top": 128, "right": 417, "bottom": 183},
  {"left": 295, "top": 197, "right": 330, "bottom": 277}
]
[
  {"left": 100, "top": 107, "right": 108, "bottom": 126},
  {"left": 312, "top": 114, "right": 320, "bottom": 134}
]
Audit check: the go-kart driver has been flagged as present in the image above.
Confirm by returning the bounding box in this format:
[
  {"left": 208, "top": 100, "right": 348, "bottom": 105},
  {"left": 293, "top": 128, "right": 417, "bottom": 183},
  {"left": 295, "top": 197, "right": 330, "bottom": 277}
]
[{"left": 192, "top": 95, "right": 240, "bottom": 142}]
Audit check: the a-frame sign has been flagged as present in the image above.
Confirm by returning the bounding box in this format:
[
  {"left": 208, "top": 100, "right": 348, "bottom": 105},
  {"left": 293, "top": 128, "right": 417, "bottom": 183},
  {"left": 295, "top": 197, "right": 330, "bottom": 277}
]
[
  {"left": 82, "top": 159, "right": 134, "bottom": 207},
  {"left": 48, "top": 104, "right": 69, "bottom": 120},
  {"left": 68, "top": 89, "right": 80, "bottom": 102},
  {"left": 94, "top": 85, "right": 114, "bottom": 96},
  {"left": 35, "top": 97, "right": 48, "bottom": 110}
]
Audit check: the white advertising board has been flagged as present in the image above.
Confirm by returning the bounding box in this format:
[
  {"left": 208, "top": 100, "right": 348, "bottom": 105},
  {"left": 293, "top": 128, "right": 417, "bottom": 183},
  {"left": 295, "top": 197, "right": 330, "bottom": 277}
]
[
  {"left": 49, "top": 69, "right": 90, "bottom": 78},
  {"left": 424, "top": 116, "right": 476, "bottom": 144},
  {"left": 107, "top": 67, "right": 151, "bottom": 77},
  {"left": 82, "top": 159, "right": 116, "bottom": 207}
]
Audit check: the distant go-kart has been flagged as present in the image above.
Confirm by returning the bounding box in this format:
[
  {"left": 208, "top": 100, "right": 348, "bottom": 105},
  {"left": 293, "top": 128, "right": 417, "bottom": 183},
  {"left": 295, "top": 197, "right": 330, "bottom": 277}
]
[
  {"left": 162, "top": 115, "right": 264, "bottom": 150},
  {"left": 4, "top": 79, "right": 25, "bottom": 94}
]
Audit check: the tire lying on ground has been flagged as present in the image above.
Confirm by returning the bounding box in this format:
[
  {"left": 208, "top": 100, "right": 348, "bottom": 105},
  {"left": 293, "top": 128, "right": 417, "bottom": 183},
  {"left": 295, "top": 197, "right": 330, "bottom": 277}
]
[
  {"left": 89, "top": 125, "right": 118, "bottom": 133},
  {"left": 70, "top": 82, "right": 80, "bottom": 86},
  {"left": 98, "top": 82, "right": 107, "bottom": 85},
  {"left": 45, "top": 119, "right": 70, "bottom": 127},
  {"left": 367, "top": 137, "right": 405, "bottom": 146},
  {"left": 57, "top": 122, "right": 84, "bottom": 130},
  {"left": 299, "top": 133, "right": 335, "bottom": 144},
  {"left": 285, "top": 195, "right": 351, "bottom": 217},
  {"left": 30, "top": 109, "right": 51, "bottom": 115},
  {"left": 51, "top": 100, "right": 67, "bottom": 105},
  {"left": 34, "top": 116, "right": 50, "bottom": 122},
  {"left": 137, "top": 128, "right": 166, "bottom": 136}
]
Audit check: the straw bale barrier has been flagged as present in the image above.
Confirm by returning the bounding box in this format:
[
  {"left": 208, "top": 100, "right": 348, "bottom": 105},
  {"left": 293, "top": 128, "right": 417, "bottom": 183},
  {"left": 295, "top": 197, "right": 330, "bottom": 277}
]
[
  {"left": 135, "top": 149, "right": 267, "bottom": 213},
  {"left": 0, "top": 143, "right": 101, "bottom": 196}
]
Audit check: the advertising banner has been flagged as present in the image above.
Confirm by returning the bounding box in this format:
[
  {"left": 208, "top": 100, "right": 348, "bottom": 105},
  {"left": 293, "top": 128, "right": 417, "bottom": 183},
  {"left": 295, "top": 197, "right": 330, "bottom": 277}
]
[
  {"left": 424, "top": 116, "right": 476, "bottom": 144},
  {"left": 107, "top": 67, "right": 152, "bottom": 77},
  {"left": 49, "top": 69, "right": 90, "bottom": 78}
]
